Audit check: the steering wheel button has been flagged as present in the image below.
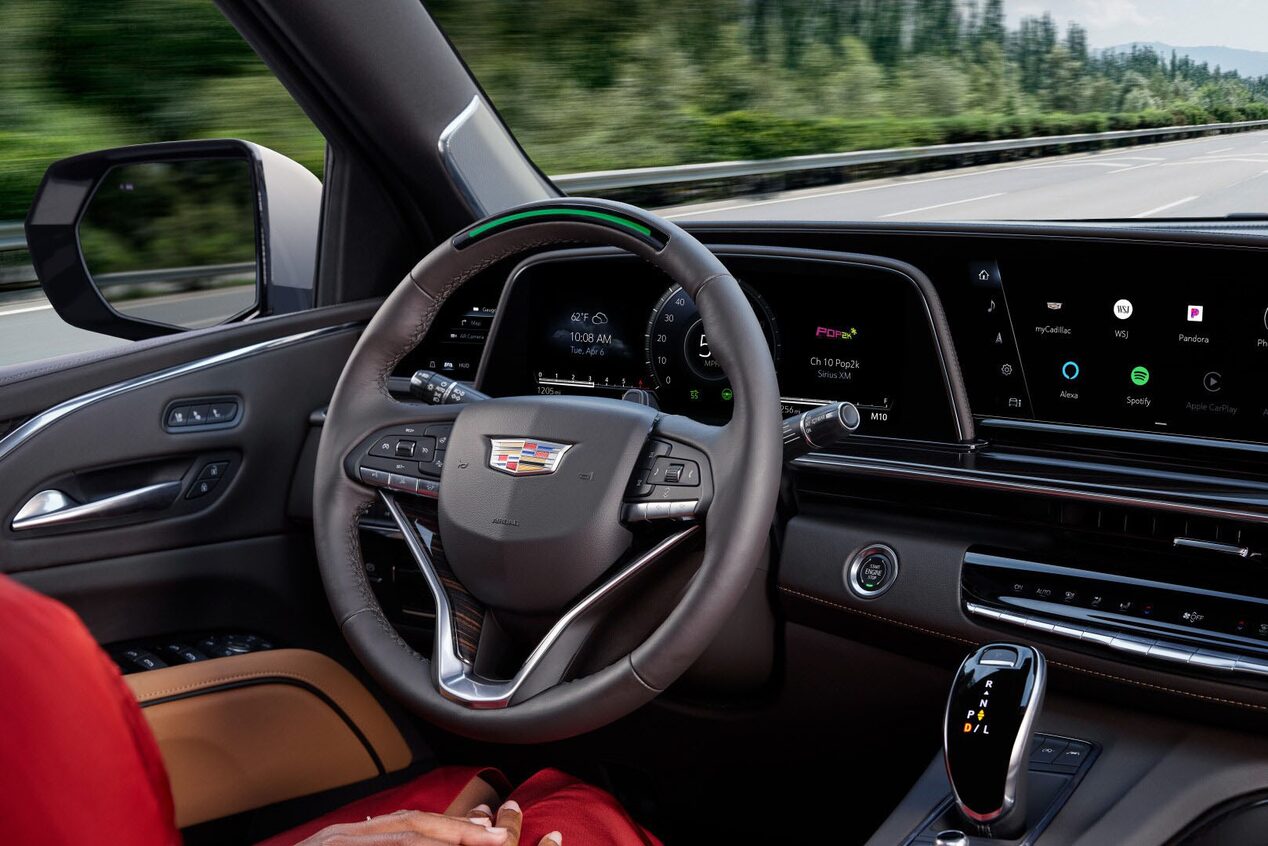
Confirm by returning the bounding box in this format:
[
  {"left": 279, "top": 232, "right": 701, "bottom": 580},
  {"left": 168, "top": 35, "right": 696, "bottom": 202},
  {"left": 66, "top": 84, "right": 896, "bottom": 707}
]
[
  {"left": 645, "top": 501, "right": 673, "bottom": 519},
  {"left": 679, "top": 460, "right": 700, "bottom": 486},
  {"left": 622, "top": 502, "right": 649, "bottom": 522},
  {"left": 359, "top": 466, "right": 389, "bottom": 487},
  {"left": 394, "top": 439, "right": 417, "bottom": 457},
  {"left": 668, "top": 500, "right": 698, "bottom": 518},
  {"left": 417, "top": 479, "right": 441, "bottom": 499},
  {"left": 369, "top": 439, "right": 396, "bottom": 458},
  {"left": 639, "top": 441, "right": 672, "bottom": 466},
  {"left": 425, "top": 425, "right": 451, "bottom": 449},
  {"left": 647, "top": 457, "right": 676, "bottom": 484},
  {"left": 388, "top": 474, "right": 419, "bottom": 493}
]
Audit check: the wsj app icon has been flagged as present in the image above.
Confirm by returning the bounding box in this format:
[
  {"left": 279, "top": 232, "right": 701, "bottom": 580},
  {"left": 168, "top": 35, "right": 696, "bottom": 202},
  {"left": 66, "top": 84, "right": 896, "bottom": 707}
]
[{"left": 1113, "top": 298, "right": 1134, "bottom": 320}]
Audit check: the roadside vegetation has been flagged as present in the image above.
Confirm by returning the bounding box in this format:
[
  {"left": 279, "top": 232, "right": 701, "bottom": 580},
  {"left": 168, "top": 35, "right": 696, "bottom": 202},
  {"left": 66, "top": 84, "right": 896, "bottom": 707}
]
[
  {"left": 432, "top": 0, "right": 1268, "bottom": 172},
  {"left": 4, "top": 0, "right": 1268, "bottom": 220}
]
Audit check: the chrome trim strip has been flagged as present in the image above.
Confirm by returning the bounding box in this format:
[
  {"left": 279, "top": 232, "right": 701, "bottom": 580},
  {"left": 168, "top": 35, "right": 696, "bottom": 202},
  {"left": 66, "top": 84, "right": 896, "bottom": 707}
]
[
  {"left": 381, "top": 491, "right": 699, "bottom": 709},
  {"left": 0, "top": 324, "right": 358, "bottom": 466},
  {"left": 12, "top": 481, "right": 181, "bottom": 531},
  {"left": 1173, "top": 537, "right": 1255, "bottom": 558},
  {"left": 437, "top": 95, "right": 486, "bottom": 215},
  {"left": 438, "top": 95, "right": 481, "bottom": 157},
  {"left": 792, "top": 452, "right": 1268, "bottom": 524},
  {"left": 962, "top": 602, "right": 1268, "bottom": 678}
]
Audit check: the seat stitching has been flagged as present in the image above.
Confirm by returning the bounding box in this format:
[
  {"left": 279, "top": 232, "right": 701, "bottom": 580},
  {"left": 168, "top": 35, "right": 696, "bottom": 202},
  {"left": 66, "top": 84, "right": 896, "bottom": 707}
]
[{"left": 135, "top": 669, "right": 341, "bottom": 702}]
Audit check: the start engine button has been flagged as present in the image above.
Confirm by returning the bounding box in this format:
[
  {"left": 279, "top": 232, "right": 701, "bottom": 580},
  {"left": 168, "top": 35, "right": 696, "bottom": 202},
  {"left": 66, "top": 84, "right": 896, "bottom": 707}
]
[{"left": 846, "top": 544, "right": 899, "bottom": 599}]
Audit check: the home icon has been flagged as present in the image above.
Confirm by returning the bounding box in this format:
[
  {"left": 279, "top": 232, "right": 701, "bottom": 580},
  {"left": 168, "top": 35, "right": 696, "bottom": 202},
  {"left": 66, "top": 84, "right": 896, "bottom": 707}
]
[{"left": 978, "top": 270, "right": 990, "bottom": 281}]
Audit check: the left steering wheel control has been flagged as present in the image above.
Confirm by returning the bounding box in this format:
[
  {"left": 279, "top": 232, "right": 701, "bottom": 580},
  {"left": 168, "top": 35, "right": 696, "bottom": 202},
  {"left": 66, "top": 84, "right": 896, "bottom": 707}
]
[{"left": 354, "top": 424, "right": 452, "bottom": 498}]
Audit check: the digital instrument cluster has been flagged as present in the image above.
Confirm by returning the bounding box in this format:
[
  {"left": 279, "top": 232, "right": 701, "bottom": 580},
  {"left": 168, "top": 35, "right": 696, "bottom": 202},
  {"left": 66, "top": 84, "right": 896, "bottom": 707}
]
[{"left": 479, "top": 250, "right": 963, "bottom": 442}]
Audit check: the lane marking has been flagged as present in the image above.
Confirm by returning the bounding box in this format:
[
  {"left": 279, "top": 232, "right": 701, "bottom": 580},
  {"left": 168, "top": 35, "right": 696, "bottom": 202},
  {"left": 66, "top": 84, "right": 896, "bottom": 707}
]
[
  {"left": 1204, "top": 146, "right": 1235, "bottom": 154},
  {"left": 1164, "top": 157, "right": 1268, "bottom": 166},
  {"left": 1017, "top": 161, "right": 1126, "bottom": 171},
  {"left": 0, "top": 302, "right": 54, "bottom": 317},
  {"left": 662, "top": 128, "right": 1268, "bottom": 219},
  {"left": 1133, "top": 195, "right": 1199, "bottom": 218},
  {"left": 665, "top": 168, "right": 1010, "bottom": 218},
  {"left": 1107, "top": 163, "right": 1157, "bottom": 174},
  {"left": 881, "top": 192, "right": 1005, "bottom": 218}
]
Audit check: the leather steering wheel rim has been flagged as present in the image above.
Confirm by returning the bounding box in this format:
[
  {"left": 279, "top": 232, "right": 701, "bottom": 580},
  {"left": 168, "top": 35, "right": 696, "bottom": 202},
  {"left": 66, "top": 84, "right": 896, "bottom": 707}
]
[{"left": 313, "top": 198, "right": 782, "bottom": 743}]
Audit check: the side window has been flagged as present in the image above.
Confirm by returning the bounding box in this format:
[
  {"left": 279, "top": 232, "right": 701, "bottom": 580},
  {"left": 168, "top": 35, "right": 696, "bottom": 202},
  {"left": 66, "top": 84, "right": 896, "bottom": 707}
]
[{"left": 0, "top": 0, "right": 325, "bottom": 367}]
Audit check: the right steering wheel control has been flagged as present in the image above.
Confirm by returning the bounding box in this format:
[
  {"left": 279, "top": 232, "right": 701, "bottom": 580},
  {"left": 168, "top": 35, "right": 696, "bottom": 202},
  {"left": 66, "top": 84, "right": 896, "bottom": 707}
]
[{"left": 846, "top": 543, "right": 899, "bottom": 598}]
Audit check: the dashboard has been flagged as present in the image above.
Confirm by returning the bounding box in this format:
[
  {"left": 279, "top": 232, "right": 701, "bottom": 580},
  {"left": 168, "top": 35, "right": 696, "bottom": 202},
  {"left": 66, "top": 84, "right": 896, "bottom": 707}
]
[
  {"left": 402, "top": 226, "right": 1268, "bottom": 455},
  {"left": 393, "top": 221, "right": 1268, "bottom": 716},
  {"left": 477, "top": 248, "right": 966, "bottom": 442}
]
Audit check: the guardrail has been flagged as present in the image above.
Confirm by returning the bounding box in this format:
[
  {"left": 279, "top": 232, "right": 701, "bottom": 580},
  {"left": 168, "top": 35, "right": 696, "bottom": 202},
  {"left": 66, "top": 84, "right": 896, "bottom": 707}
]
[
  {"left": 552, "top": 118, "right": 1268, "bottom": 193},
  {"left": 4, "top": 117, "right": 1268, "bottom": 288},
  {"left": 0, "top": 221, "right": 24, "bottom": 251},
  {"left": 94, "top": 261, "right": 256, "bottom": 289}
]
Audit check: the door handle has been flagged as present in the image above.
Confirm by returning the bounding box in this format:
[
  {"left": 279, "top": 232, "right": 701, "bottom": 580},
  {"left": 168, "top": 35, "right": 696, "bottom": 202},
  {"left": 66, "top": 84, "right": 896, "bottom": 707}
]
[{"left": 12, "top": 481, "right": 183, "bottom": 531}]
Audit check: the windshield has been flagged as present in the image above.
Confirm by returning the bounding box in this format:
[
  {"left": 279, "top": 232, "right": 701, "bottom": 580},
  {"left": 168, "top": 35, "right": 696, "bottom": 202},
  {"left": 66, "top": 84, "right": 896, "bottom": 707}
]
[{"left": 432, "top": 0, "right": 1268, "bottom": 222}]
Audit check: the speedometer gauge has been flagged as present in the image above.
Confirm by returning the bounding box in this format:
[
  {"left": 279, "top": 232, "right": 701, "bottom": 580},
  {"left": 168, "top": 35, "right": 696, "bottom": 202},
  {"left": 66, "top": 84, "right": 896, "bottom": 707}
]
[{"left": 645, "top": 283, "right": 780, "bottom": 417}]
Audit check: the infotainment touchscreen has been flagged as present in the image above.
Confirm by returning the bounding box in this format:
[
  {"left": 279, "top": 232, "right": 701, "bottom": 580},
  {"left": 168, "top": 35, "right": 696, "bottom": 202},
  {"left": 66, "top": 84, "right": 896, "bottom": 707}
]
[{"left": 990, "top": 260, "right": 1268, "bottom": 443}]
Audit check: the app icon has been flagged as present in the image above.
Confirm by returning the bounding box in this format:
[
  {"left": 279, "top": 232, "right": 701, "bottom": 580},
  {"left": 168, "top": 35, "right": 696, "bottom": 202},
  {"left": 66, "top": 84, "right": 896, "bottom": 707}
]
[
  {"left": 1114, "top": 298, "right": 1134, "bottom": 320},
  {"left": 1130, "top": 366, "right": 1150, "bottom": 387},
  {"left": 1203, "top": 372, "right": 1223, "bottom": 393},
  {"left": 1187, "top": 305, "right": 1204, "bottom": 322},
  {"left": 1061, "top": 361, "right": 1080, "bottom": 380}
]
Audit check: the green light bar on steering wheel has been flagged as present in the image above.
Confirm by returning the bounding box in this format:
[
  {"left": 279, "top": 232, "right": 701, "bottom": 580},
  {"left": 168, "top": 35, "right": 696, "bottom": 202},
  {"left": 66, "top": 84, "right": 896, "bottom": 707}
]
[{"left": 452, "top": 205, "right": 668, "bottom": 250}]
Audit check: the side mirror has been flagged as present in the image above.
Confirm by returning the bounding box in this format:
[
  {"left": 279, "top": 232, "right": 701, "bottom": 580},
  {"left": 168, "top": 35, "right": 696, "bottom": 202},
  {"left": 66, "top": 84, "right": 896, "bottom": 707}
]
[{"left": 24, "top": 139, "right": 320, "bottom": 341}]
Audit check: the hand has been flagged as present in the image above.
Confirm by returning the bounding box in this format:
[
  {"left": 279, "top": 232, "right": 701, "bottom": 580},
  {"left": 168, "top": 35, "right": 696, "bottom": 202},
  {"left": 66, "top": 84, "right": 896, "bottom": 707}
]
[
  {"left": 293, "top": 809, "right": 514, "bottom": 846},
  {"left": 292, "top": 802, "right": 562, "bottom": 846},
  {"left": 468, "top": 800, "right": 561, "bottom": 846}
]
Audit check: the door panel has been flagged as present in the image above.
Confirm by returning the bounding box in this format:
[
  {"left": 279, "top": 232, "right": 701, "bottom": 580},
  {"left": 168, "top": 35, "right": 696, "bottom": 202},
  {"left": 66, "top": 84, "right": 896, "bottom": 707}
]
[
  {"left": 0, "top": 302, "right": 377, "bottom": 650},
  {"left": 1, "top": 320, "right": 364, "bottom": 572}
]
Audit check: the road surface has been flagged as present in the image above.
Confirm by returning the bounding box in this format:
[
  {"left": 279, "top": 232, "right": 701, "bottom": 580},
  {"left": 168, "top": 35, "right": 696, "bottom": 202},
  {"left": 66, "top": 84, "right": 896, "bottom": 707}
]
[
  {"left": 658, "top": 128, "right": 1268, "bottom": 221},
  {"left": 6, "top": 129, "right": 1268, "bottom": 368}
]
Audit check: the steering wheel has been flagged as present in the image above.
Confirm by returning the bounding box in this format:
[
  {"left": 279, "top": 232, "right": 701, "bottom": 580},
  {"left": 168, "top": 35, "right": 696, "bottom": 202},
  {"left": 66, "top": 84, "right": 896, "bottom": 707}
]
[{"left": 313, "top": 199, "right": 781, "bottom": 743}]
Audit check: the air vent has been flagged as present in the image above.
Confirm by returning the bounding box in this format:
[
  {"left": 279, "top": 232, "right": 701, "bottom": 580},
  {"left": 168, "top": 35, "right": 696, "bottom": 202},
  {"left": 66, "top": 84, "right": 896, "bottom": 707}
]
[{"left": 1056, "top": 502, "right": 1262, "bottom": 558}]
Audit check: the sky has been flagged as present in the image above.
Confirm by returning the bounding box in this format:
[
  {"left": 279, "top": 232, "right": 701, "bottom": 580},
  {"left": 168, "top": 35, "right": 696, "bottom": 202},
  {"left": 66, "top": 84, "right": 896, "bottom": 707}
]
[{"left": 1005, "top": 0, "right": 1268, "bottom": 51}]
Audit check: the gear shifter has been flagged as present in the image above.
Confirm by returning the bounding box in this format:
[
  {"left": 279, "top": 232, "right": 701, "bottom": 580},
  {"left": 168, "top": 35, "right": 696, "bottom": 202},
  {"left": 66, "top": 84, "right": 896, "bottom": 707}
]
[{"left": 943, "top": 643, "right": 1046, "bottom": 839}]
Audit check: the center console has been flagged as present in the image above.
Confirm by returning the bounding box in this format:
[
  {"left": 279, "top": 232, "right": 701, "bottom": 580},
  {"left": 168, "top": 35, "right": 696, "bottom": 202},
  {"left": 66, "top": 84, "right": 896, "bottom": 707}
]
[{"left": 895, "top": 644, "right": 1100, "bottom": 846}]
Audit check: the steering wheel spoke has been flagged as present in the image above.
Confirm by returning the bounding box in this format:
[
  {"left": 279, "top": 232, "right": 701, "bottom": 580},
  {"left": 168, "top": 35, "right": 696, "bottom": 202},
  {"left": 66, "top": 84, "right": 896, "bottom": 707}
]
[{"left": 381, "top": 489, "right": 699, "bottom": 709}]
